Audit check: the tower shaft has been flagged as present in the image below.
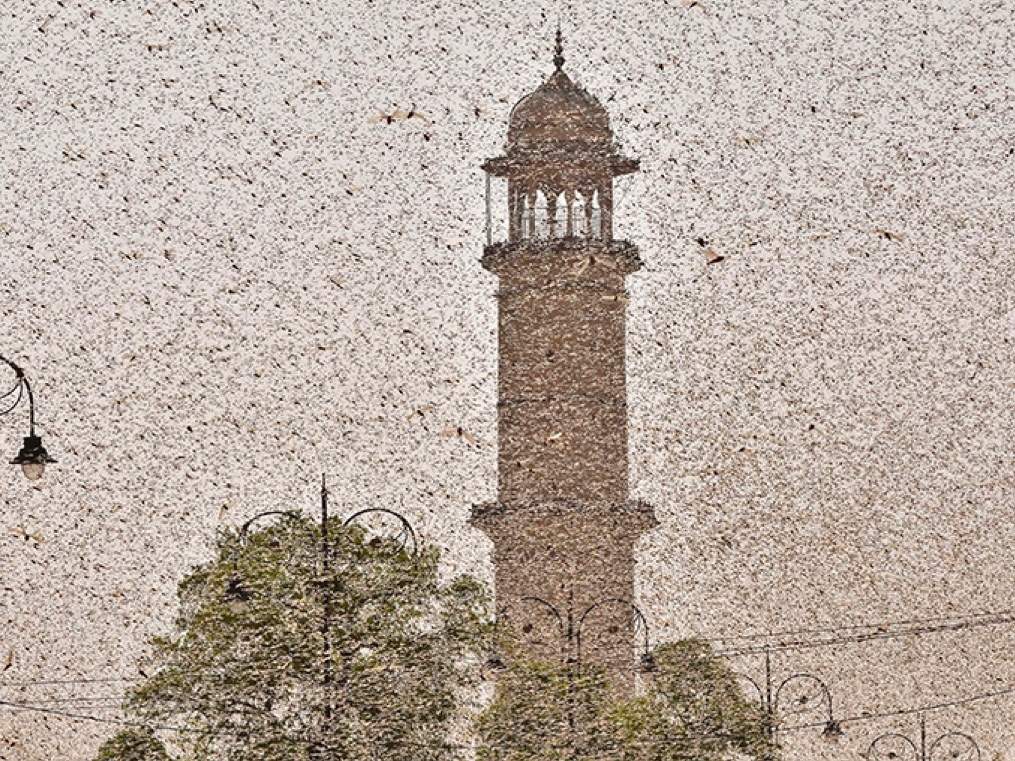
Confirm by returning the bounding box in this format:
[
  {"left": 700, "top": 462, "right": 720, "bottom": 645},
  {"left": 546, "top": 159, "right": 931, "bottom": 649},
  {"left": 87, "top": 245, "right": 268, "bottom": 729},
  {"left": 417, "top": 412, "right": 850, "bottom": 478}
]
[{"left": 497, "top": 247, "right": 629, "bottom": 504}]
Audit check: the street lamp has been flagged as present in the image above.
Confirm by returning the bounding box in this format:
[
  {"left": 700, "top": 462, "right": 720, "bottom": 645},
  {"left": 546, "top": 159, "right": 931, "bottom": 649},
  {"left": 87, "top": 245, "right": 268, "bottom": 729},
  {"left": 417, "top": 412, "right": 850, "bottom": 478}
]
[
  {"left": 496, "top": 592, "right": 655, "bottom": 677},
  {"left": 639, "top": 651, "right": 658, "bottom": 673},
  {"left": 223, "top": 573, "right": 254, "bottom": 613},
  {"left": 735, "top": 649, "right": 842, "bottom": 748},
  {"left": 220, "top": 477, "right": 418, "bottom": 761},
  {"left": 866, "top": 715, "right": 981, "bottom": 761},
  {"left": 1, "top": 354, "right": 56, "bottom": 480},
  {"left": 221, "top": 489, "right": 419, "bottom": 611},
  {"left": 484, "top": 606, "right": 510, "bottom": 673},
  {"left": 820, "top": 722, "right": 844, "bottom": 746},
  {"left": 823, "top": 719, "right": 846, "bottom": 742}
]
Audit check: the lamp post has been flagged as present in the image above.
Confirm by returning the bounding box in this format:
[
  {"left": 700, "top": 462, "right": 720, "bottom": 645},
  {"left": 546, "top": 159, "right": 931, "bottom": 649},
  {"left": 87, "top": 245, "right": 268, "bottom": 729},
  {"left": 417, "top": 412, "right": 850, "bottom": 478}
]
[
  {"left": 1, "top": 354, "right": 56, "bottom": 480},
  {"left": 511, "top": 592, "right": 654, "bottom": 675},
  {"left": 505, "top": 592, "right": 652, "bottom": 758},
  {"left": 866, "top": 715, "right": 982, "bottom": 761},
  {"left": 735, "top": 648, "right": 844, "bottom": 754},
  {"left": 319, "top": 475, "right": 333, "bottom": 759},
  {"left": 221, "top": 479, "right": 418, "bottom": 757}
]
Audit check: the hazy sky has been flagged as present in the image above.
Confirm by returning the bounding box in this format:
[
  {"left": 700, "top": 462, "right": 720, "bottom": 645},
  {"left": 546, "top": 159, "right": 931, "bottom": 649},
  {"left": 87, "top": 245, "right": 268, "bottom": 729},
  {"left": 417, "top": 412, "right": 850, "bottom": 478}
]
[{"left": 2, "top": 1, "right": 1014, "bottom": 758}]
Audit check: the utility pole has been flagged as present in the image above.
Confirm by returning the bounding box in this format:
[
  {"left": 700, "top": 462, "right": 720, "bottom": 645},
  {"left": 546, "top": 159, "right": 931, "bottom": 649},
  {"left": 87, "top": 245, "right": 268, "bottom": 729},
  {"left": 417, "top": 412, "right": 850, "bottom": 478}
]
[{"left": 320, "top": 474, "right": 333, "bottom": 755}]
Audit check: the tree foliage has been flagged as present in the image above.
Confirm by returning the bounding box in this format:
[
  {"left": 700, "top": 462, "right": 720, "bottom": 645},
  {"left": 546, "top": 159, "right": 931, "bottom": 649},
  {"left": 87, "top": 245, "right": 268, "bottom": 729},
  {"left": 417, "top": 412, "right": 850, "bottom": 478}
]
[
  {"left": 93, "top": 728, "right": 171, "bottom": 761},
  {"left": 112, "top": 514, "right": 491, "bottom": 761},
  {"left": 610, "top": 639, "right": 775, "bottom": 761},
  {"left": 94, "top": 513, "right": 777, "bottom": 761},
  {"left": 477, "top": 637, "right": 776, "bottom": 761},
  {"left": 476, "top": 656, "right": 617, "bottom": 760}
]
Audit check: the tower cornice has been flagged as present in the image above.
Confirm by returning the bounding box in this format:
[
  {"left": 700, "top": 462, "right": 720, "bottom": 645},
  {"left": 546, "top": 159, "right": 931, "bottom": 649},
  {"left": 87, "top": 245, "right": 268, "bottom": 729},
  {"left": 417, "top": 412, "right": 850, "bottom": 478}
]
[
  {"left": 482, "top": 152, "right": 639, "bottom": 179},
  {"left": 470, "top": 498, "right": 658, "bottom": 536},
  {"left": 482, "top": 238, "right": 642, "bottom": 276},
  {"left": 497, "top": 392, "right": 625, "bottom": 408}
]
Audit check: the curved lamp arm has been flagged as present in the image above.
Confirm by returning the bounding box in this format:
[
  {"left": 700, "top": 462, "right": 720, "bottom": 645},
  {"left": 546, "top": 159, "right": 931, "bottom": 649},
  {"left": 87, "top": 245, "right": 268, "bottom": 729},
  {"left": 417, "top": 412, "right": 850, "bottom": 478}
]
[
  {"left": 927, "top": 732, "right": 982, "bottom": 761},
  {"left": 1, "top": 353, "right": 55, "bottom": 480},
  {"left": 0, "top": 354, "right": 38, "bottom": 433},
  {"left": 517, "top": 595, "right": 566, "bottom": 636},
  {"left": 772, "top": 673, "right": 835, "bottom": 724},
  {"left": 0, "top": 355, "right": 28, "bottom": 423},
  {"left": 868, "top": 732, "right": 921, "bottom": 761},
  {"left": 516, "top": 595, "right": 569, "bottom": 665},
  {"left": 342, "top": 508, "right": 418, "bottom": 556},
  {"left": 732, "top": 671, "right": 767, "bottom": 707},
  {"left": 222, "top": 510, "right": 304, "bottom": 607},
  {"left": 240, "top": 510, "right": 303, "bottom": 537},
  {"left": 574, "top": 597, "right": 652, "bottom": 670}
]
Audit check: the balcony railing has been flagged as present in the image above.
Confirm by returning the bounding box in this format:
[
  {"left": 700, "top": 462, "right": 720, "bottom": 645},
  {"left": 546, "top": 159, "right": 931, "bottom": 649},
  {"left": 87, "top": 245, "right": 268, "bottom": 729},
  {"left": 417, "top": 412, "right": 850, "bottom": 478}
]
[{"left": 517, "top": 207, "right": 602, "bottom": 241}]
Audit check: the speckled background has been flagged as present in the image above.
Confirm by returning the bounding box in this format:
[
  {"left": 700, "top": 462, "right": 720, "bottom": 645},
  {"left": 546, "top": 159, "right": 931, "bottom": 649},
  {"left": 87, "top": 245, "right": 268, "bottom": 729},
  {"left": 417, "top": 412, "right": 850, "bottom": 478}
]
[{"left": 2, "top": 0, "right": 1014, "bottom": 759}]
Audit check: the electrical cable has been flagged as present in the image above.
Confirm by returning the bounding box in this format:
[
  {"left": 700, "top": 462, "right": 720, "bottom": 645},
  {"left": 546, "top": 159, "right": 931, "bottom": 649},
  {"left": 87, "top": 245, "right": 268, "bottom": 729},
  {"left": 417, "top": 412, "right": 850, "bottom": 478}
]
[
  {"left": 6, "top": 608, "right": 1015, "bottom": 690},
  {"left": 2, "top": 683, "right": 1013, "bottom": 750}
]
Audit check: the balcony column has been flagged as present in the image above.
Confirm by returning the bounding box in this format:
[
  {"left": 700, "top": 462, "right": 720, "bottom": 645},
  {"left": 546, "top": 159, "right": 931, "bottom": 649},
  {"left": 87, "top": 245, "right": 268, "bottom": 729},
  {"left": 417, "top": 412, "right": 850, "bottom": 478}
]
[
  {"left": 565, "top": 188, "right": 575, "bottom": 237},
  {"left": 485, "top": 171, "right": 492, "bottom": 245},
  {"left": 600, "top": 179, "right": 613, "bottom": 242},
  {"left": 526, "top": 189, "right": 537, "bottom": 239},
  {"left": 583, "top": 188, "right": 594, "bottom": 237},
  {"left": 507, "top": 180, "right": 519, "bottom": 242},
  {"left": 546, "top": 189, "right": 558, "bottom": 239}
]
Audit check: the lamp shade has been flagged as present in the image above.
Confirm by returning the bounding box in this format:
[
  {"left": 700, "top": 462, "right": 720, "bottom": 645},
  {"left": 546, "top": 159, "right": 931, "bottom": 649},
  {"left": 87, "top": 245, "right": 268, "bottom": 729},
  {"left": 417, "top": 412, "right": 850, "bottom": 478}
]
[
  {"left": 11, "top": 435, "right": 56, "bottom": 480},
  {"left": 822, "top": 719, "right": 845, "bottom": 742},
  {"left": 224, "top": 574, "right": 252, "bottom": 613}
]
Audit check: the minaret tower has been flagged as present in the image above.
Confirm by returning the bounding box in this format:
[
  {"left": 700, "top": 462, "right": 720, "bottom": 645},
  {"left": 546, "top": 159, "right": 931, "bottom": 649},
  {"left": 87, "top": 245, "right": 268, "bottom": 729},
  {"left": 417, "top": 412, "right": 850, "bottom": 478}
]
[{"left": 471, "top": 31, "right": 657, "bottom": 692}]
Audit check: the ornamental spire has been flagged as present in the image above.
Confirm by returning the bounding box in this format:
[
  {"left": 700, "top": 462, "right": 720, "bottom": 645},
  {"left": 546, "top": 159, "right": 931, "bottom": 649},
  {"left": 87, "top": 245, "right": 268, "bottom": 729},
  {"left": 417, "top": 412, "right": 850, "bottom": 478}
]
[{"left": 553, "top": 24, "right": 565, "bottom": 70}]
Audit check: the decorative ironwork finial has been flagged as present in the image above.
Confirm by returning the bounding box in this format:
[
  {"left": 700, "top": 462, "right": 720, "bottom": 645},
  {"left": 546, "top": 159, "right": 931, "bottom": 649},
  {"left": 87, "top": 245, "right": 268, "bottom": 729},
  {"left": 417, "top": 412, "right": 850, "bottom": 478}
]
[{"left": 553, "top": 24, "right": 564, "bottom": 70}]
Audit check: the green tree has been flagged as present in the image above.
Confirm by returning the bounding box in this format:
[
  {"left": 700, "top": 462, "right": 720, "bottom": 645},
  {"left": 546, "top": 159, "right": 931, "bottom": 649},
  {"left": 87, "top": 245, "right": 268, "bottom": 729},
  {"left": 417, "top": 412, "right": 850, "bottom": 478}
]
[
  {"left": 115, "top": 514, "right": 491, "bottom": 761},
  {"left": 93, "top": 728, "right": 171, "bottom": 761},
  {"left": 477, "top": 637, "right": 776, "bottom": 761},
  {"left": 610, "top": 639, "right": 775, "bottom": 761},
  {"left": 476, "top": 656, "right": 617, "bottom": 760}
]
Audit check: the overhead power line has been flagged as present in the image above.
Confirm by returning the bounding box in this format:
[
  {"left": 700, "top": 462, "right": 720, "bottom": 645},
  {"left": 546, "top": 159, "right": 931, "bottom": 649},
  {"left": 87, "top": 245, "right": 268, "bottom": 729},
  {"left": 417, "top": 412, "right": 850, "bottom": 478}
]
[
  {"left": 2, "top": 683, "right": 1013, "bottom": 751},
  {"left": 704, "top": 608, "right": 1015, "bottom": 644},
  {"left": 5, "top": 608, "right": 1015, "bottom": 691},
  {"left": 715, "top": 611, "right": 1015, "bottom": 658},
  {"left": 0, "top": 677, "right": 134, "bottom": 688},
  {"left": 782, "top": 685, "right": 1015, "bottom": 732}
]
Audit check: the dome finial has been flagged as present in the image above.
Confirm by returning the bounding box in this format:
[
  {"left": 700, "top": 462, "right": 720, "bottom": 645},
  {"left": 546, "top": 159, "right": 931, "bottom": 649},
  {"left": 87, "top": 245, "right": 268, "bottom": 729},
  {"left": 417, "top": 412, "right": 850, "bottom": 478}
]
[{"left": 553, "top": 23, "right": 565, "bottom": 70}]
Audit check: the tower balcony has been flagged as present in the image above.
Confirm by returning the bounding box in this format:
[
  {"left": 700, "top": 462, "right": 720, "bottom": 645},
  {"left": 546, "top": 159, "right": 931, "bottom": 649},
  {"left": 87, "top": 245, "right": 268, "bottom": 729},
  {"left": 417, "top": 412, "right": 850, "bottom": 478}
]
[
  {"left": 481, "top": 236, "right": 643, "bottom": 278},
  {"left": 470, "top": 497, "right": 658, "bottom": 537}
]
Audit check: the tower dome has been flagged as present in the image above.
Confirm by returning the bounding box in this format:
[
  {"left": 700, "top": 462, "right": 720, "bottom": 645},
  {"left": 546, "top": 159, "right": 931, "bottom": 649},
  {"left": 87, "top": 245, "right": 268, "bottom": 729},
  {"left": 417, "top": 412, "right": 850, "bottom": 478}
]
[
  {"left": 480, "top": 27, "right": 639, "bottom": 246},
  {"left": 507, "top": 68, "right": 612, "bottom": 153},
  {"left": 506, "top": 29, "right": 612, "bottom": 154}
]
